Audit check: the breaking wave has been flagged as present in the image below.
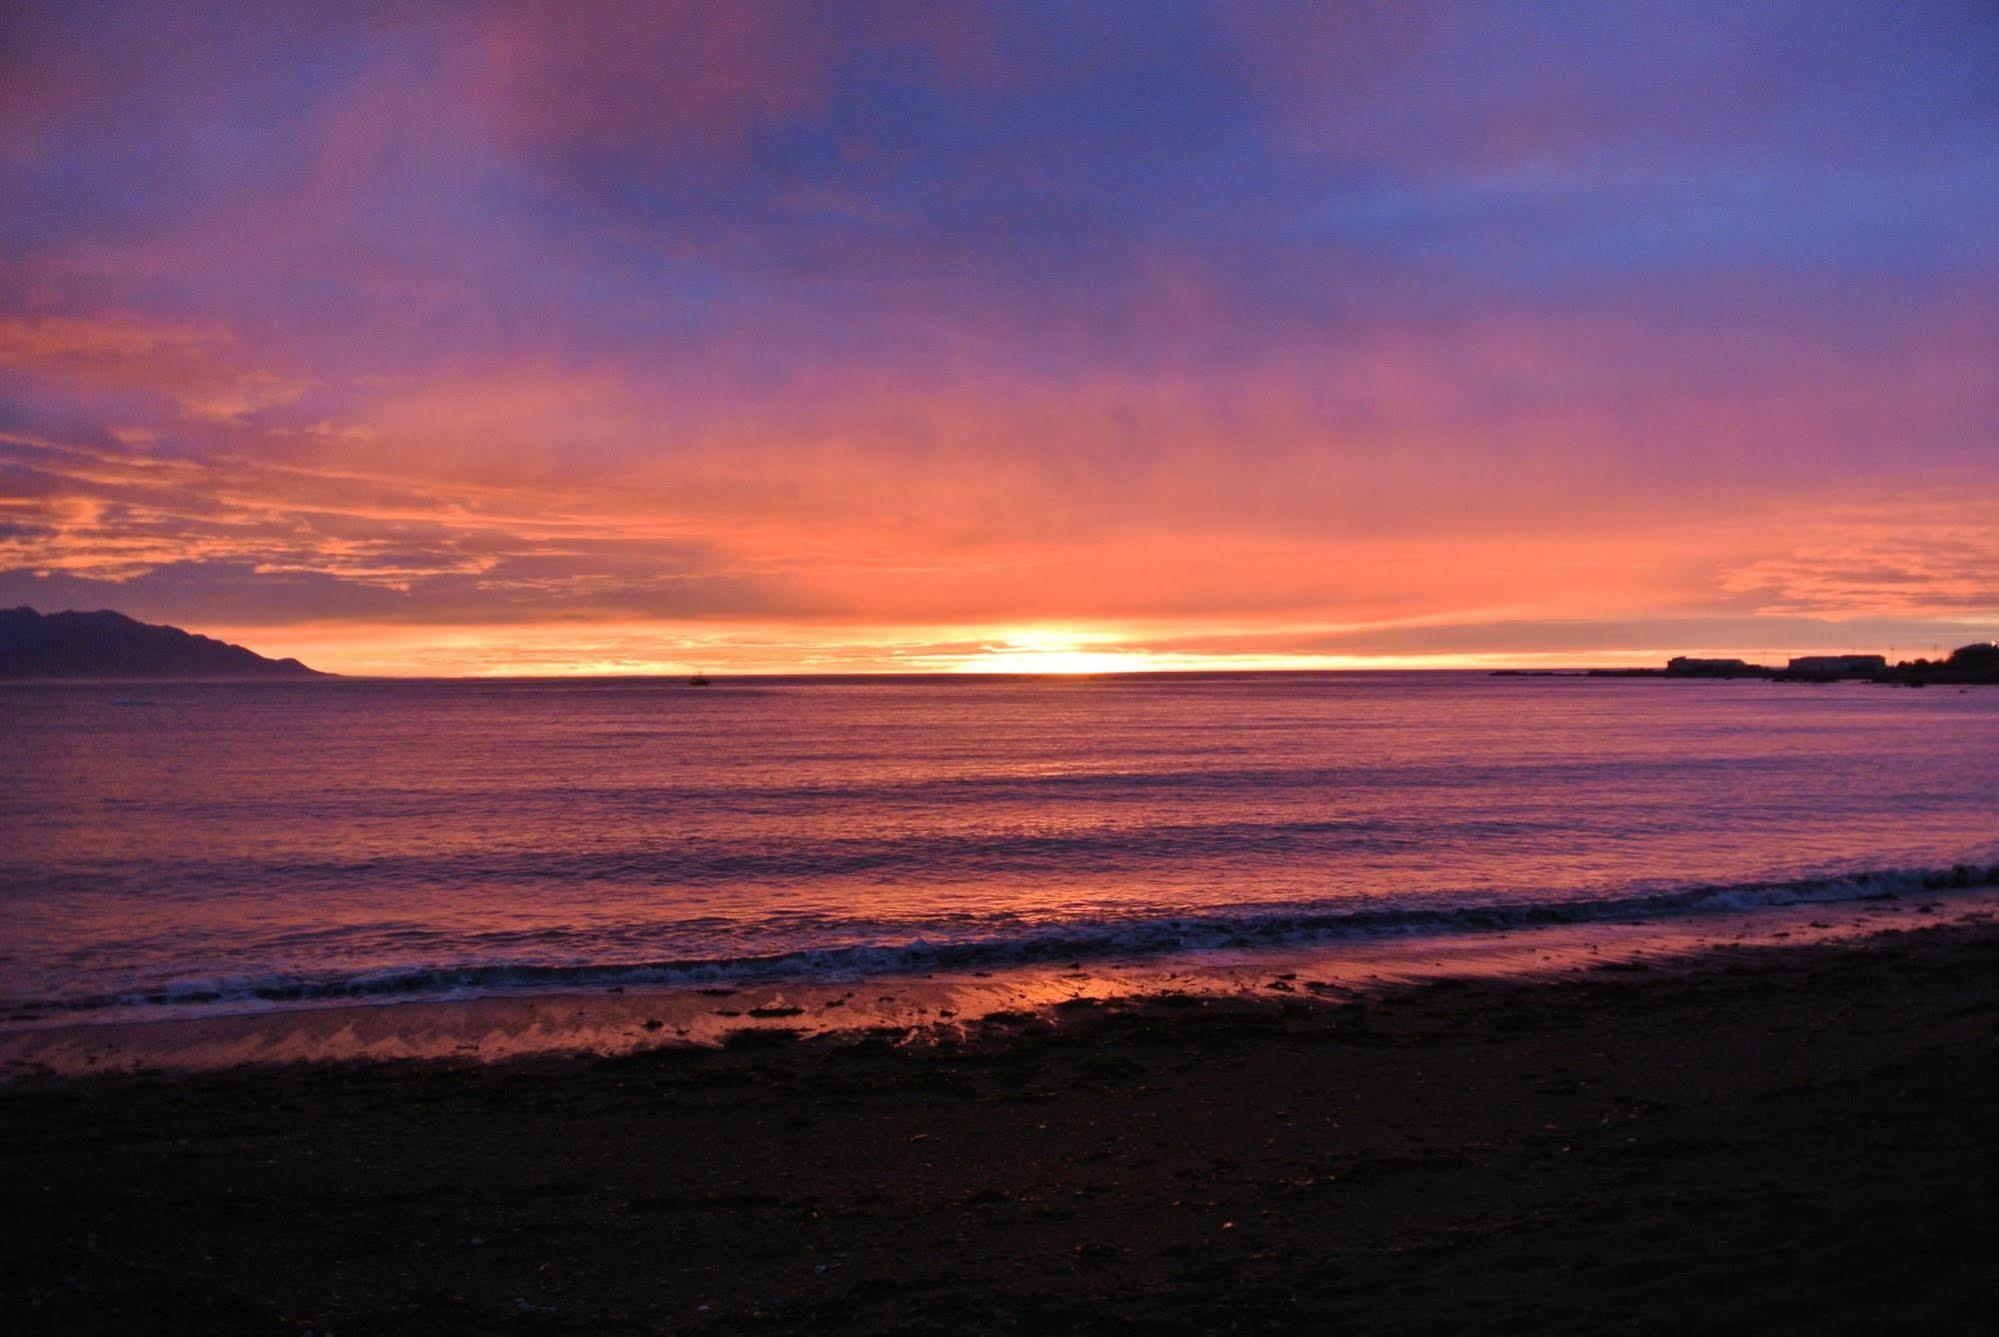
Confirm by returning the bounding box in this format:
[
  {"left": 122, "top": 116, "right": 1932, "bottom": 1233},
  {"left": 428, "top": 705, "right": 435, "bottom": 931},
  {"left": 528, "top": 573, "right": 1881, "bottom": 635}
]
[{"left": 12, "top": 860, "right": 1995, "bottom": 1021}]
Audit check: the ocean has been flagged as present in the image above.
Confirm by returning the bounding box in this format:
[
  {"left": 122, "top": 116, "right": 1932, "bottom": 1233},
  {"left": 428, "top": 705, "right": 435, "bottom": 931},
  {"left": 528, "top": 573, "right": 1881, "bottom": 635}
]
[{"left": 4, "top": 672, "right": 1997, "bottom": 1023}]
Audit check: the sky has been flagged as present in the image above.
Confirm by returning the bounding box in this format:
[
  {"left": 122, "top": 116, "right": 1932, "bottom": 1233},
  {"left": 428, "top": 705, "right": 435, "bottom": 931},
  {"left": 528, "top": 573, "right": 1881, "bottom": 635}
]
[{"left": 2, "top": 1, "right": 1996, "bottom": 675}]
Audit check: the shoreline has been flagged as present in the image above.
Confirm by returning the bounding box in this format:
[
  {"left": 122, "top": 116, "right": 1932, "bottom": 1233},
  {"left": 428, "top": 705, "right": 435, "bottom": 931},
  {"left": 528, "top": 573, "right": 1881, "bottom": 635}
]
[
  {"left": 5, "top": 920, "right": 1997, "bottom": 1332},
  {"left": 7, "top": 882, "right": 1997, "bottom": 1078}
]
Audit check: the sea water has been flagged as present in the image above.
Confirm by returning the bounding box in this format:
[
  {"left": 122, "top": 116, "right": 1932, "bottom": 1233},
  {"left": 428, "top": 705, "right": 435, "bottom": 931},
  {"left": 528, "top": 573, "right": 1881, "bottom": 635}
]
[{"left": 4, "top": 672, "right": 1996, "bottom": 1021}]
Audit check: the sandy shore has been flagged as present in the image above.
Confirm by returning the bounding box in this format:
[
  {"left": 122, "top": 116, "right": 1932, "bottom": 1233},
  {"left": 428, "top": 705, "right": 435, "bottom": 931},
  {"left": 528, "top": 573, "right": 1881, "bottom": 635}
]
[
  {"left": 5, "top": 921, "right": 1997, "bottom": 1334},
  {"left": 9, "top": 886, "right": 1994, "bottom": 1075}
]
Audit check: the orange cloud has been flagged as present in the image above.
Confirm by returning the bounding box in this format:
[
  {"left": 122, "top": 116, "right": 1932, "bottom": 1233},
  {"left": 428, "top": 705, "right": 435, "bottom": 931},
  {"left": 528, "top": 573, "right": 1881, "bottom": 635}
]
[{"left": 0, "top": 314, "right": 307, "bottom": 422}]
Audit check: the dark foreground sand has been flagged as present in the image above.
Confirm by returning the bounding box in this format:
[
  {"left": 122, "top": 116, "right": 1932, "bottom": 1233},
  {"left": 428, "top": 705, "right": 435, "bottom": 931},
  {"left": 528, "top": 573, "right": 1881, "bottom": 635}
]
[{"left": 4, "top": 925, "right": 1996, "bottom": 1335}]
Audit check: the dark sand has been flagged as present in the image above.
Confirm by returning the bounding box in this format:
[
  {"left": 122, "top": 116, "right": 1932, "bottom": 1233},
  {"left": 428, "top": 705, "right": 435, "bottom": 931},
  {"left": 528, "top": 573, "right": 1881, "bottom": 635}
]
[{"left": 4, "top": 924, "right": 1996, "bottom": 1335}]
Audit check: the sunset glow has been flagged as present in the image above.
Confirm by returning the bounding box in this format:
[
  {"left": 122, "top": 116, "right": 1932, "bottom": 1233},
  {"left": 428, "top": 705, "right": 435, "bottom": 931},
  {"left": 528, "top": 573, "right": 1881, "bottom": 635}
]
[{"left": 3, "top": 3, "right": 1994, "bottom": 673}]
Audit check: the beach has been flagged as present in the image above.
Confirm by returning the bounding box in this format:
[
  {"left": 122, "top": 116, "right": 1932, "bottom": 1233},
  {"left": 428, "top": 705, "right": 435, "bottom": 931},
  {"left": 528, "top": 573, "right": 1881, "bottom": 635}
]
[
  {"left": 6, "top": 675, "right": 1996, "bottom": 1333},
  {"left": 6, "top": 920, "right": 1996, "bottom": 1335}
]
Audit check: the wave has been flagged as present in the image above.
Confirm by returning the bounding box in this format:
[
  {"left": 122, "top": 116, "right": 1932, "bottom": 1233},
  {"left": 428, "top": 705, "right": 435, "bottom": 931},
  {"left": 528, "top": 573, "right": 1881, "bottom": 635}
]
[{"left": 11, "top": 860, "right": 1996, "bottom": 1020}]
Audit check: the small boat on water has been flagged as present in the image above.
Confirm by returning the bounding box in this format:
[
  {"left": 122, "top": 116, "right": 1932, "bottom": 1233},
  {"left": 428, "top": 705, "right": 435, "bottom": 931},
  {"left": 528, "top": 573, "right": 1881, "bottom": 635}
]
[{"left": 688, "top": 669, "right": 711, "bottom": 687}]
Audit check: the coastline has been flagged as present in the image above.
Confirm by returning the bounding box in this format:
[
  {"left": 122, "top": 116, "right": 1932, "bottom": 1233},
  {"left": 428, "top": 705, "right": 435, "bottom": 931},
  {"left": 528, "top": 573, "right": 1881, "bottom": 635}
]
[
  {"left": 5, "top": 917, "right": 1997, "bottom": 1333},
  {"left": 6, "top": 879, "right": 1997, "bottom": 1076}
]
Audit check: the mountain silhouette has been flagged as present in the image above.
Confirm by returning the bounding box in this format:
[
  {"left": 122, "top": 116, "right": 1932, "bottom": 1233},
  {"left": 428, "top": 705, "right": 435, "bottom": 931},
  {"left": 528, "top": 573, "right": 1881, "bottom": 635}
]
[{"left": 0, "top": 607, "right": 327, "bottom": 679}]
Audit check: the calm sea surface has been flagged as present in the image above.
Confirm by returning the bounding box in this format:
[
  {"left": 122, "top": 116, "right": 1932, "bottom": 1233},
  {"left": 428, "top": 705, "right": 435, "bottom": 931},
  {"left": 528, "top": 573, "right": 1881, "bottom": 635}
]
[{"left": 4, "top": 673, "right": 1996, "bottom": 1020}]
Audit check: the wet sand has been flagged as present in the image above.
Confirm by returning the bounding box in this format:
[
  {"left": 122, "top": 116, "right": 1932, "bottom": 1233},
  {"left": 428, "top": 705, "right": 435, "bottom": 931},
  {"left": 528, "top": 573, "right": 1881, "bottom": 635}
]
[
  {"left": 9, "top": 888, "right": 1994, "bottom": 1075},
  {"left": 5, "top": 921, "right": 1997, "bottom": 1334}
]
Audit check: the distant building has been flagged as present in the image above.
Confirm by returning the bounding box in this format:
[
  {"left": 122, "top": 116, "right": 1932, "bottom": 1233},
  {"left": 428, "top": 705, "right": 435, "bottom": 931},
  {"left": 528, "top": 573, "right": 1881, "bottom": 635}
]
[
  {"left": 1946, "top": 642, "right": 1998, "bottom": 671},
  {"left": 1666, "top": 656, "right": 1759, "bottom": 676},
  {"left": 1786, "top": 654, "right": 1887, "bottom": 676}
]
